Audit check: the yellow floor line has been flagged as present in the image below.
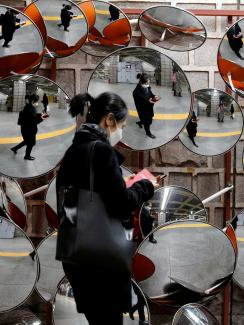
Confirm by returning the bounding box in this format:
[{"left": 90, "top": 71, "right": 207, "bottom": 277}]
[
  {"left": 237, "top": 237, "right": 244, "bottom": 242},
  {"left": 0, "top": 252, "right": 30, "bottom": 257},
  {"left": 160, "top": 223, "right": 211, "bottom": 230},
  {"left": 0, "top": 124, "right": 75, "bottom": 144},
  {"left": 184, "top": 129, "right": 241, "bottom": 138},
  {"left": 129, "top": 110, "right": 188, "bottom": 120}
]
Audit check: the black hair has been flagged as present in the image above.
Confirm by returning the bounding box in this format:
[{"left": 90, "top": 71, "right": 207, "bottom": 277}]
[
  {"left": 63, "top": 4, "right": 72, "bottom": 10},
  {"left": 137, "top": 73, "right": 149, "bottom": 84},
  {"left": 29, "top": 94, "right": 39, "bottom": 103},
  {"left": 69, "top": 92, "right": 127, "bottom": 124}
]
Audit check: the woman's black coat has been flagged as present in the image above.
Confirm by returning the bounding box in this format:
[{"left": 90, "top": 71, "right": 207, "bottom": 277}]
[
  {"left": 20, "top": 104, "right": 43, "bottom": 146},
  {"left": 60, "top": 8, "right": 73, "bottom": 27},
  {"left": 186, "top": 118, "right": 197, "bottom": 138},
  {"left": 227, "top": 23, "right": 243, "bottom": 52},
  {"left": 133, "top": 84, "right": 155, "bottom": 125},
  {"left": 56, "top": 124, "right": 154, "bottom": 314},
  {"left": 1, "top": 11, "right": 20, "bottom": 42}
]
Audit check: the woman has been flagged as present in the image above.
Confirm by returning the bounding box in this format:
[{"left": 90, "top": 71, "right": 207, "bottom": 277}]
[
  {"left": 56, "top": 92, "right": 157, "bottom": 325},
  {"left": 58, "top": 4, "right": 75, "bottom": 32},
  {"left": 186, "top": 111, "right": 198, "bottom": 147},
  {"left": 227, "top": 22, "right": 244, "bottom": 60},
  {"left": 230, "top": 103, "right": 235, "bottom": 119},
  {"left": 41, "top": 93, "right": 49, "bottom": 114},
  {"left": 0, "top": 9, "right": 25, "bottom": 47},
  {"left": 133, "top": 73, "right": 160, "bottom": 139},
  {"left": 11, "top": 94, "right": 48, "bottom": 160}
]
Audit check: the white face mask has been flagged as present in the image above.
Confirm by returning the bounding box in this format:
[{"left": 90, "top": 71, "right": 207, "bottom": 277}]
[
  {"left": 142, "top": 84, "right": 149, "bottom": 88},
  {"left": 109, "top": 124, "right": 123, "bottom": 147}
]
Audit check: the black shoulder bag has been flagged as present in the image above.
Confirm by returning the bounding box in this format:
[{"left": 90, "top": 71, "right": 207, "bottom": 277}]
[{"left": 56, "top": 141, "right": 134, "bottom": 273}]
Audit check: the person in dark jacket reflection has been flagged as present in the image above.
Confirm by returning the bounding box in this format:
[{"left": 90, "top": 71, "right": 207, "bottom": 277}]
[
  {"left": 56, "top": 92, "right": 158, "bottom": 325},
  {"left": 226, "top": 22, "right": 244, "bottom": 60},
  {"left": 0, "top": 9, "right": 25, "bottom": 47},
  {"left": 57, "top": 4, "right": 75, "bottom": 32},
  {"left": 186, "top": 111, "right": 198, "bottom": 147},
  {"left": 133, "top": 73, "right": 160, "bottom": 139},
  {"left": 140, "top": 202, "right": 157, "bottom": 244},
  {"left": 10, "top": 94, "right": 49, "bottom": 160},
  {"left": 41, "top": 93, "right": 49, "bottom": 114},
  {"left": 109, "top": 5, "right": 120, "bottom": 21}
]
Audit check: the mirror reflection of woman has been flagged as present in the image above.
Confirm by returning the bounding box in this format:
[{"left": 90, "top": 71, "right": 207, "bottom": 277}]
[
  {"left": 56, "top": 91, "right": 159, "bottom": 325},
  {"left": 186, "top": 111, "right": 198, "bottom": 147},
  {"left": 58, "top": 4, "right": 75, "bottom": 32},
  {"left": 10, "top": 94, "right": 49, "bottom": 160},
  {"left": 0, "top": 9, "right": 25, "bottom": 48},
  {"left": 133, "top": 73, "right": 160, "bottom": 139}
]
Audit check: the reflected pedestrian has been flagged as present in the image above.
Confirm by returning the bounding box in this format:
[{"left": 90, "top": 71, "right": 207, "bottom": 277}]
[
  {"left": 186, "top": 111, "right": 198, "bottom": 147},
  {"left": 140, "top": 203, "right": 157, "bottom": 244},
  {"left": 41, "top": 93, "right": 49, "bottom": 114},
  {"left": 133, "top": 73, "right": 160, "bottom": 139},
  {"left": 230, "top": 103, "right": 235, "bottom": 119},
  {"left": 226, "top": 22, "right": 244, "bottom": 60},
  {"left": 11, "top": 94, "right": 49, "bottom": 160},
  {"left": 0, "top": 9, "right": 25, "bottom": 47},
  {"left": 108, "top": 5, "right": 120, "bottom": 21},
  {"left": 58, "top": 4, "right": 75, "bottom": 32},
  {"left": 129, "top": 282, "right": 149, "bottom": 325},
  {"left": 173, "top": 69, "right": 182, "bottom": 97}
]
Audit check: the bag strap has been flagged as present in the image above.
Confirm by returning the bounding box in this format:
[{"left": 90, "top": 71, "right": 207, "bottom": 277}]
[{"left": 87, "top": 140, "right": 98, "bottom": 200}]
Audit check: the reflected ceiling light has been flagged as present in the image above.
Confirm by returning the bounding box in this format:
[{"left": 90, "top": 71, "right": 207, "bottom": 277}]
[
  {"left": 21, "top": 75, "right": 31, "bottom": 81},
  {"left": 160, "top": 187, "right": 170, "bottom": 211},
  {"left": 186, "top": 309, "right": 206, "bottom": 325}
]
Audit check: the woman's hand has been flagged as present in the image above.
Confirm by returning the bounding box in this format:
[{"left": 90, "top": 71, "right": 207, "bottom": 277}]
[
  {"left": 149, "top": 98, "right": 155, "bottom": 104},
  {"left": 123, "top": 174, "right": 136, "bottom": 183},
  {"left": 41, "top": 113, "right": 49, "bottom": 120},
  {"left": 151, "top": 175, "right": 165, "bottom": 190}
]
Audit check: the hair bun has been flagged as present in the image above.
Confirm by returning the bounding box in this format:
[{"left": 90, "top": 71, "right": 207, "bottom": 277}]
[{"left": 136, "top": 73, "right": 142, "bottom": 79}]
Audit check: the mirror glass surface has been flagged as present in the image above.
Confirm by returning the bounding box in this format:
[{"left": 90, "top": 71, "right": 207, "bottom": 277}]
[
  {"left": 0, "top": 217, "right": 39, "bottom": 312},
  {"left": 133, "top": 220, "right": 236, "bottom": 306},
  {"left": 179, "top": 89, "right": 243, "bottom": 156},
  {"left": 80, "top": 0, "right": 131, "bottom": 57},
  {"left": 88, "top": 46, "right": 192, "bottom": 151},
  {"left": 35, "top": 231, "right": 64, "bottom": 302},
  {"left": 139, "top": 186, "right": 207, "bottom": 238},
  {"left": 0, "top": 175, "right": 27, "bottom": 230},
  {"left": 218, "top": 19, "right": 244, "bottom": 97},
  {"left": 53, "top": 278, "right": 150, "bottom": 324},
  {"left": 173, "top": 303, "right": 220, "bottom": 325},
  {"left": 32, "top": 0, "right": 88, "bottom": 58},
  {"left": 0, "top": 74, "right": 75, "bottom": 178},
  {"left": 0, "top": 5, "right": 44, "bottom": 79},
  {"left": 139, "top": 6, "right": 206, "bottom": 51}
]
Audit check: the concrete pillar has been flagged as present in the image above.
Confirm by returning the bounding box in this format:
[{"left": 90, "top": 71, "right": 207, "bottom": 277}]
[
  {"left": 13, "top": 81, "right": 26, "bottom": 112},
  {"left": 211, "top": 91, "right": 219, "bottom": 117},
  {"left": 58, "top": 89, "right": 67, "bottom": 110}
]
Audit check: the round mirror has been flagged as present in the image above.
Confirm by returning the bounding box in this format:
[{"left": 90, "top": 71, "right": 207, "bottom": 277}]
[
  {"left": 133, "top": 220, "right": 236, "bottom": 307},
  {"left": 88, "top": 46, "right": 192, "bottom": 151},
  {"left": 79, "top": 0, "right": 131, "bottom": 57},
  {"left": 53, "top": 278, "right": 150, "bottom": 324},
  {"left": 0, "top": 175, "right": 27, "bottom": 230},
  {"left": 35, "top": 231, "right": 64, "bottom": 302},
  {"left": 231, "top": 210, "right": 244, "bottom": 288},
  {"left": 139, "top": 186, "right": 207, "bottom": 240},
  {"left": 0, "top": 74, "right": 75, "bottom": 178},
  {"left": 32, "top": 0, "right": 88, "bottom": 58},
  {"left": 0, "top": 217, "right": 39, "bottom": 312},
  {"left": 173, "top": 303, "right": 220, "bottom": 325},
  {"left": 218, "top": 19, "right": 244, "bottom": 97},
  {"left": 139, "top": 6, "right": 206, "bottom": 52},
  {"left": 0, "top": 5, "right": 44, "bottom": 79},
  {"left": 179, "top": 89, "right": 243, "bottom": 156}
]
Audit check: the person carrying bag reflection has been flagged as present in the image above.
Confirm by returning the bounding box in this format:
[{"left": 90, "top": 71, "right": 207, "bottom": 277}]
[
  {"left": 11, "top": 94, "right": 49, "bottom": 160},
  {"left": 55, "top": 92, "right": 157, "bottom": 325}
]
